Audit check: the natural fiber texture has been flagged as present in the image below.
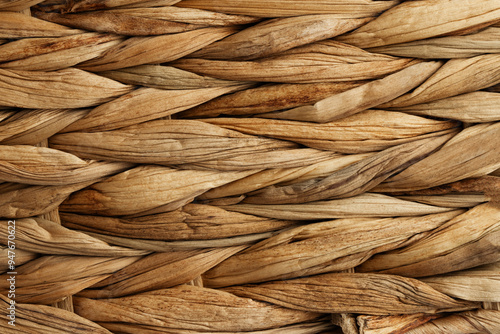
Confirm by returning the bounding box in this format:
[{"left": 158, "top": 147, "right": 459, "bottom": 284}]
[{"left": 1, "top": 1, "right": 500, "bottom": 333}]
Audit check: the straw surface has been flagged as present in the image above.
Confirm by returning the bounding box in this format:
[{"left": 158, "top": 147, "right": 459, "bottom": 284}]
[{"left": 1, "top": 1, "right": 500, "bottom": 333}]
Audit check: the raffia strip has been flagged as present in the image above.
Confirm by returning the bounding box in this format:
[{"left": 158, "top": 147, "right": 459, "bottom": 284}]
[
  {"left": 180, "top": 81, "right": 364, "bottom": 118},
  {"left": 66, "top": 0, "right": 182, "bottom": 12},
  {"left": 369, "top": 27, "right": 500, "bottom": 59},
  {"left": 220, "top": 193, "right": 456, "bottom": 220},
  {"left": 191, "top": 16, "right": 369, "bottom": 60},
  {"left": 81, "top": 230, "right": 277, "bottom": 252},
  {"left": 389, "top": 91, "right": 500, "bottom": 123},
  {"left": 404, "top": 309, "right": 500, "bottom": 334},
  {"left": 224, "top": 272, "right": 478, "bottom": 315},
  {"left": 357, "top": 313, "right": 442, "bottom": 334},
  {"left": 0, "top": 0, "right": 44, "bottom": 12},
  {"left": 0, "top": 109, "right": 89, "bottom": 145},
  {"left": 200, "top": 153, "right": 371, "bottom": 200},
  {"left": 242, "top": 133, "right": 455, "bottom": 204},
  {"left": 420, "top": 262, "right": 500, "bottom": 302},
  {"left": 99, "top": 65, "right": 247, "bottom": 90},
  {"left": 0, "top": 247, "right": 36, "bottom": 272},
  {"left": 74, "top": 285, "right": 322, "bottom": 332},
  {"left": 358, "top": 202, "right": 500, "bottom": 277},
  {"left": 60, "top": 203, "right": 297, "bottom": 240},
  {"left": 176, "top": 0, "right": 399, "bottom": 18},
  {"left": 0, "top": 218, "right": 147, "bottom": 257},
  {"left": 60, "top": 165, "right": 258, "bottom": 216},
  {"left": 203, "top": 211, "right": 463, "bottom": 287},
  {"left": 61, "top": 85, "right": 249, "bottom": 132},
  {"left": 258, "top": 61, "right": 441, "bottom": 123},
  {"left": 0, "top": 68, "right": 133, "bottom": 109},
  {"left": 0, "top": 294, "right": 111, "bottom": 334},
  {"left": 338, "top": 0, "right": 500, "bottom": 48},
  {"left": 376, "top": 123, "right": 500, "bottom": 192},
  {"left": 0, "top": 255, "right": 141, "bottom": 304},
  {"left": 106, "top": 6, "right": 259, "bottom": 26},
  {"left": 173, "top": 41, "right": 413, "bottom": 83},
  {"left": 0, "top": 11, "right": 82, "bottom": 38},
  {"left": 380, "top": 54, "right": 500, "bottom": 108},
  {"left": 33, "top": 11, "right": 206, "bottom": 36},
  {"left": 205, "top": 110, "right": 459, "bottom": 153},
  {"left": 78, "top": 26, "right": 237, "bottom": 72},
  {"left": 78, "top": 246, "right": 244, "bottom": 298}
]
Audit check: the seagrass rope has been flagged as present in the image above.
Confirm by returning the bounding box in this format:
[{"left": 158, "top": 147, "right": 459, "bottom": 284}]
[{"left": 1, "top": 1, "right": 500, "bottom": 333}]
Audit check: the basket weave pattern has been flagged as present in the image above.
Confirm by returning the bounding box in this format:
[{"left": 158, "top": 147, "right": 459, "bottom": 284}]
[{"left": 1, "top": 0, "right": 500, "bottom": 333}]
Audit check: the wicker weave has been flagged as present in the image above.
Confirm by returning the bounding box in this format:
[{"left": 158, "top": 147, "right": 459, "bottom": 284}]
[{"left": 1, "top": 1, "right": 500, "bottom": 333}]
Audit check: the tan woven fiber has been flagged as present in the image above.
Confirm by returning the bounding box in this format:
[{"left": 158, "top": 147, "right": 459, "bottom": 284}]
[{"left": 1, "top": 1, "right": 500, "bottom": 333}]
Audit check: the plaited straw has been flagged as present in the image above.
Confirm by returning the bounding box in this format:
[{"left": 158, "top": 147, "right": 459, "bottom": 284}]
[{"left": 1, "top": 1, "right": 500, "bottom": 333}]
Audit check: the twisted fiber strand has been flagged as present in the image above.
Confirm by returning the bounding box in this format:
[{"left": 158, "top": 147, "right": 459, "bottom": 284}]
[{"left": 0, "top": 1, "right": 500, "bottom": 333}]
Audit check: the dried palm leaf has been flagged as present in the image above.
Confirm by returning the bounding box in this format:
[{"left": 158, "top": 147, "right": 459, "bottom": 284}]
[
  {"left": 0, "top": 12, "right": 82, "bottom": 38},
  {"left": 60, "top": 165, "right": 257, "bottom": 216},
  {"left": 191, "top": 16, "right": 369, "bottom": 60},
  {"left": 107, "top": 6, "right": 259, "bottom": 26},
  {"left": 66, "top": 0, "right": 181, "bottom": 11},
  {"left": 99, "top": 65, "right": 246, "bottom": 90},
  {"left": 205, "top": 110, "right": 458, "bottom": 153},
  {"left": 395, "top": 194, "right": 489, "bottom": 208},
  {"left": 420, "top": 262, "right": 500, "bottom": 302},
  {"left": 0, "top": 33, "right": 121, "bottom": 64},
  {"left": 382, "top": 176, "right": 500, "bottom": 205},
  {"left": 376, "top": 123, "right": 500, "bottom": 192},
  {"left": 173, "top": 41, "right": 413, "bottom": 83},
  {"left": 389, "top": 91, "right": 500, "bottom": 123},
  {"left": 380, "top": 54, "right": 500, "bottom": 108},
  {"left": 83, "top": 230, "right": 275, "bottom": 252},
  {"left": 259, "top": 61, "right": 441, "bottom": 122},
  {"left": 176, "top": 0, "right": 398, "bottom": 18},
  {"left": 0, "top": 41, "right": 122, "bottom": 72},
  {"left": 357, "top": 313, "right": 442, "bottom": 334},
  {"left": 79, "top": 246, "right": 244, "bottom": 298},
  {"left": 224, "top": 273, "right": 478, "bottom": 315},
  {"left": 51, "top": 119, "right": 306, "bottom": 167},
  {"left": 60, "top": 203, "right": 296, "bottom": 240},
  {"left": 0, "top": 247, "right": 37, "bottom": 273},
  {"left": 338, "top": 0, "right": 500, "bottom": 48},
  {"left": 34, "top": 11, "right": 206, "bottom": 36},
  {"left": 0, "top": 68, "right": 133, "bottom": 109},
  {"left": 0, "top": 145, "right": 132, "bottom": 185},
  {"left": 242, "top": 133, "right": 455, "bottom": 204},
  {"left": 221, "top": 193, "right": 455, "bottom": 220},
  {"left": 359, "top": 202, "right": 500, "bottom": 277},
  {"left": 0, "top": 181, "right": 98, "bottom": 218},
  {"left": 0, "top": 0, "right": 44, "bottom": 11},
  {"left": 404, "top": 309, "right": 500, "bottom": 334},
  {"left": 0, "top": 294, "right": 111, "bottom": 334},
  {"left": 200, "top": 153, "right": 371, "bottom": 200},
  {"left": 100, "top": 321, "right": 338, "bottom": 334},
  {"left": 180, "top": 82, "right": 364, "bottom": 118},
  {"left": 0, "top": 255, "right": 141, "bottom": 304},
  {"left": 369, "top": 27, "right": 500, "bottom": 59},
  {"left": 0, "top": 217, "right": 147, "bottom": 256},
  {"left": 203, "top": 211, "right": 463, "bottom": 287},
  {"left": 74, "top": 286, "right": 321, "bottom": 332},
  {"left": 78, "top": 27, "right": 236, "bottom": 72},
  {"left": 61, "top": 85, "right": 248, "bottom": 132},
  {"left": 182, "top": 148, "right": 339, "bottom": 171},
  {"left": 0, "top": 109, "right": 88, "bottom": 145}
]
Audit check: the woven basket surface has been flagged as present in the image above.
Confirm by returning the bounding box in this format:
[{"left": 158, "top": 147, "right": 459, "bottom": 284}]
[{"left": 1, "top": 1, "right": 500, "bottom": 333}]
